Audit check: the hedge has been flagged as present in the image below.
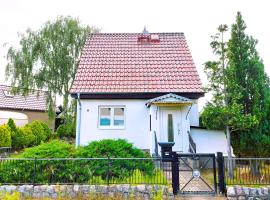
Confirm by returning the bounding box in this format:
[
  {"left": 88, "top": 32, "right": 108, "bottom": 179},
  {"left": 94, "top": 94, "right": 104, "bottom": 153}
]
[
  {"left": 0, "top": 139, "right": 155, "bottom": 183},
  {"left": 0, "top": 125, "right": 12, "bottom": 147},
  {"left": 7, "top": 119, "right": 52, "bottom": 149},
  {"left": 56, "top": 123, "right": 76, "bottom": 138}
]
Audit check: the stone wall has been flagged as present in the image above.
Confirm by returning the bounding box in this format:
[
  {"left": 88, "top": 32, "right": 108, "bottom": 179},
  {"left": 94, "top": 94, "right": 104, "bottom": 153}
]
[
  {"left": 0, "top": 184, "right": 173, "bottom": 199},
  {"left": 227, "top": 186, "right": 270, "bottom": 200}
]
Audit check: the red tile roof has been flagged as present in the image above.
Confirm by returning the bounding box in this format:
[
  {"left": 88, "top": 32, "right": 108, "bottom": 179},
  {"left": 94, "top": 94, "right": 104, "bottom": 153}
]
[
  {"left": 0, "top": 85, "right": 47, "bottom": 111},
  {"left": 70, "top": 32, "right": 203, "bottom": 94}
]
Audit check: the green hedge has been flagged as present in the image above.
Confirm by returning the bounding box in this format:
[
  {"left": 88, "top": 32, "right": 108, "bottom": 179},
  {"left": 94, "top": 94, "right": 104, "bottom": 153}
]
[
  {"left": 0, "top": 125, "right": 11, "bottom": 147},
  {"left": 56, "top": 123, "right": 76, "bottom": 138},
  {"left": 0, "top": 139, "right": 155, "bottom": 184},
  {"left": 7, "top": 119, "right": 52, "bottom": 149}
]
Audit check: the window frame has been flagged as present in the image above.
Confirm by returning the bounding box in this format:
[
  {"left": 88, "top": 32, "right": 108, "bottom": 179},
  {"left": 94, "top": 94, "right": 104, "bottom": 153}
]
[{"left": 98, "top": 106, "right": 126, "bottom": 129}]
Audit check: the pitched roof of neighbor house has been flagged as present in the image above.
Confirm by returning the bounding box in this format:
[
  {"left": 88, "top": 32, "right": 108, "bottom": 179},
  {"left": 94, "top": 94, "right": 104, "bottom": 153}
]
[
  {"left": 0, "top": 85, "right": 47, "bottom": 111},
  {"left": 70, "top": 32, "right": 203, "bottom": 96}
]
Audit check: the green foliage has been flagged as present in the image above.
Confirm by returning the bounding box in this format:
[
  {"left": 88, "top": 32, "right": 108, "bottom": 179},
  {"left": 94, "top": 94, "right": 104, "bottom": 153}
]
[
  {"left": 56, "top": 123, "right": 75, "bottom": 138},
  {"left": 5, "top": 16, "right": 99, "bottom": 119},
  {"left": 19, "top": 140, "right": 75, "bottom": 158},
  {"left": 27, "top": 120, "right": 52, "bottom": 145},
  {"left": 7, "top": 118, "right": 16, "bottom": 133},
  {"left": 16, "top": 126, "right": 36, "bottom": 148},
  {"left": 0, "top": 140, "right": 157, "bottom": 184},
  {"left": 201, "top": 12, "right": 270, "bottom": 157},
  {"left": 0, "top": 125, "right": 11, "bottom": 147},
  {"left": 76, "top": 139, "right": 149, "bottom": 158},
  {"left": 7, "top": 118, "right": 20, "bottom": 149},
  {"left": 75, "top": 139, "right": 153, "bottom": 179},
  {"left": 7, "top": 120, "right": 52, "bottom": 149}
]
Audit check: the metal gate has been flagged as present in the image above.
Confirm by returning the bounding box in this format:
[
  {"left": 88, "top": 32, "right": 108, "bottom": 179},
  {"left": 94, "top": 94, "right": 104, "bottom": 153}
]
[{"left": 178, "top": 153, "right": 217, "bottom": 195}]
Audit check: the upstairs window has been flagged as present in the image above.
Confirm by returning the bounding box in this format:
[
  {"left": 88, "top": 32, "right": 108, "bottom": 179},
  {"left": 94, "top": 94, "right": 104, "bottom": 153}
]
[{"left": 99, "top": 106, "right": 125, "bottom": 129}]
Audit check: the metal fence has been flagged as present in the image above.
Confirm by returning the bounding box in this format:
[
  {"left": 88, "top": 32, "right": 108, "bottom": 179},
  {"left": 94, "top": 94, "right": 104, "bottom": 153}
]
[
  {"left": 0, "top": 147, "right": 11, "bottom": 158},
  {"left": 0, "top": 157, "right": 171, "bottom": 185},
  {"left": 225, "top": 157, "right": 270, "bottom": 185}
]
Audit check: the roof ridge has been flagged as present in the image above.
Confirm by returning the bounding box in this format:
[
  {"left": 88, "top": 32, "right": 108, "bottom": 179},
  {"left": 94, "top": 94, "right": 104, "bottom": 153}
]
[
  {"left": 0, "top": 84, "right": 48, "bottom": 93},
  {"left": 88, "top": 32, "right": 185, "bottom": 35}
]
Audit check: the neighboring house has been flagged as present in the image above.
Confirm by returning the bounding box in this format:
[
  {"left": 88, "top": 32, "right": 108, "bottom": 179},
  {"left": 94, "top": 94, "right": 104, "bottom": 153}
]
[
  {"left": 70, "top": 30, "right": 228, "bottom": 155},
  {"left": 0, "top": 85, "right": 52, "bottom": 128}
]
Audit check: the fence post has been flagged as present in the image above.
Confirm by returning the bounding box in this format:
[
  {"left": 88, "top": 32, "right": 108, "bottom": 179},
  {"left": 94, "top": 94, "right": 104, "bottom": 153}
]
[
  {"left": 171, "top": 152, "right": 179, "bottom": 195},
  {"left": 217, "top": 152, "right": 226, "bottom": 194},
  {"left": 107, "top": 156, "right": 111, "bottom": 186},
  {"left": 33, "top": 157, "right": 37, "bottom": 185}
]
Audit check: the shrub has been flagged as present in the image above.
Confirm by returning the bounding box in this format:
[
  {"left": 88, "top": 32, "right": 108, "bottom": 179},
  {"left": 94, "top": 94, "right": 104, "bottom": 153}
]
[
  {"left": 16, "top": 126, "right": 36, "bottom": 148},
  {"left": 0, "top": 125, "right": 12, "bottom": 147},
  {"left": 75, "top": 139, "right": 154, "bottom": 179},
  {"left": 40, "top": 121, "right": 53, "bottom": 140},
  {"left": 7, "top": 118, "right": 20, "bottom": 149},
  {"left": 0, "top": 140, "right": 155, "bottom": 184},
  {"left": 26, "top": 120, "right": 52, "bottom": 146},
  {"left": 56, "top": 123, "right": 76, "bottom": 138},
  {"left": 8, "top": 120, "right": 52, "bottom": 149},
  {"left": 76, "top": 139, "right": 149, "bottom": 158},
  {"left": 19, "top": 140, "right": 75, "bottom": 158}
]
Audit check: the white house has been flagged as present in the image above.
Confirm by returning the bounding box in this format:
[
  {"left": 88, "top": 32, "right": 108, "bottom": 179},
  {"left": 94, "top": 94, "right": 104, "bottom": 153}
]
[{"left": 70, "top": 31, "right": 228, "bottom": 155}]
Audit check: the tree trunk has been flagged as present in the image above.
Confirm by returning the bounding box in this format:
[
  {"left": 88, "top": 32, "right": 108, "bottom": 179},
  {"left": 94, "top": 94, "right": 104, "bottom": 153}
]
[
  {"left": 226, "top": 126, "right": 234, "bottom": 179},
  {"left": 63, "top": 91, "right": 69, "bottom": 120}
]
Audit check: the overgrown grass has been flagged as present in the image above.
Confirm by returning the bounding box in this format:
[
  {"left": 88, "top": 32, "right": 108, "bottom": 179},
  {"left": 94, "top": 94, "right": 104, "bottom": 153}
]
[
  {"left": 108, "top": 169, "right": 169, "bottom": 185},
  {"left": 225, "top": 164, "right": 270, "bottom": 185}
]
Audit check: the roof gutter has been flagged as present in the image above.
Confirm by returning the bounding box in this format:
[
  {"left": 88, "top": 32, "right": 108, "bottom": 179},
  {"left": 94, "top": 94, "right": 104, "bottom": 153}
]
[{"left": 76, "top": 93, "right": 82, "bottom": 148}]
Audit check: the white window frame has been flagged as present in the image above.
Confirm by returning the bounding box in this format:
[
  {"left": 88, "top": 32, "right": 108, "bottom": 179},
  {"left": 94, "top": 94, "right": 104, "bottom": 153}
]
[{"left": 98, "top": 106, "right": 126, "bottom": 129}]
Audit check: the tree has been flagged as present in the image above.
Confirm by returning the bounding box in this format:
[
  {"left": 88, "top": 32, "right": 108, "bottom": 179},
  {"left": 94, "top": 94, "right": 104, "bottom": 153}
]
[
  {"left": 201, "top": 12, "right": 270, "bottom": 161},
  {"left": 227, "top": 12, "right": 270, "bottom": 158},
  {"left": 201, "top": 23, "right": 256, "bottom": 178},
  {"left": 6, "top": 16, "right": 99, "bottom": 119}
]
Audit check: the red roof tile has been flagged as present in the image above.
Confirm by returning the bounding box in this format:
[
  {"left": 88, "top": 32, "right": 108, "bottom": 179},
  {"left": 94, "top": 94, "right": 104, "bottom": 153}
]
[
  {"left": 0, "top": 85, "right": 47, "bottom": 111},
  {"left": 70, "top": 32, "right": 203, "bottom": 94}
]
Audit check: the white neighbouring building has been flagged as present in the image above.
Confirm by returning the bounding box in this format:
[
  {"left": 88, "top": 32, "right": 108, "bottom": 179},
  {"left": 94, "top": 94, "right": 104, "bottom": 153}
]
[{"left": 70, "top": 31, "right": 228, "bottom": 156}]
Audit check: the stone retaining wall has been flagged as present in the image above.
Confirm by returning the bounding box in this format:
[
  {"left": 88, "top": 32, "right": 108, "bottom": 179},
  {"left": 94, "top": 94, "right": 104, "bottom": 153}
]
[
  {"left": 227, "top": 186, "right": 270, "bottom": 200},
  {"left": 0, "top": 184, "right": 173, "bottom": 199}
]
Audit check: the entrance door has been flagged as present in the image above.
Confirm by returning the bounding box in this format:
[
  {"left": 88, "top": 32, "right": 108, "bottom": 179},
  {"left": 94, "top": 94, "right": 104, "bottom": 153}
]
[{"left": 160, "top": 108, "right": 183, "bottom": 152}]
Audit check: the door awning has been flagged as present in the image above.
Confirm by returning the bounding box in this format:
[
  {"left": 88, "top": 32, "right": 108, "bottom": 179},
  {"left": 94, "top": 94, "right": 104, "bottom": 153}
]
[{"left": 146, "top": 93, "right": 193, "bottom": 107}]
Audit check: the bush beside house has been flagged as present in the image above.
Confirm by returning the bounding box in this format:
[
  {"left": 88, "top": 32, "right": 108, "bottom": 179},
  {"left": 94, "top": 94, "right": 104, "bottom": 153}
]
[
  {"left": 7, "top": 118, "right": 52, "bottom": 149},
  {"left": 56, "top": 123, "right": 76, "bottom": 138},
  {"left": 0, "top": 139, "right": 156, "bottom": 184},
  {"left": 0, "top": 125, "right": 12, "bottom": 147}
]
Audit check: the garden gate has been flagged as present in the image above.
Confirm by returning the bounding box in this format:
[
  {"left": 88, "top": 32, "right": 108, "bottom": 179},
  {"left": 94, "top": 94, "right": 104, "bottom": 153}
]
[
  {"left": 159, "top": 143, "right": 225, "bottom": 195},
  {"left": 177, "top": 153, "right": 217, "bottom": 194}
]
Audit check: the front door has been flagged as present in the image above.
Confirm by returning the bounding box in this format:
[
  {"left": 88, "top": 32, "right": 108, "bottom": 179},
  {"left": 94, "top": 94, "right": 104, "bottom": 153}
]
[{"left": 160, "top": 107, "right": 183, "bottom": 152}]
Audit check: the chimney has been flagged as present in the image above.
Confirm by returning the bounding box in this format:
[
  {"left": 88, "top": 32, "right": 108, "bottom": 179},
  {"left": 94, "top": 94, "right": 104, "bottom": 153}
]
[{"left": 138, "top": 26, "right": 160, "bottom": 43}]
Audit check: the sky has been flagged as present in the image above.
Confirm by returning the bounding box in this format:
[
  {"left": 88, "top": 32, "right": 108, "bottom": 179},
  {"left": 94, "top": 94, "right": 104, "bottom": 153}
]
[{"left": 0, "top": 0, "right": 270, "bottom": 110}]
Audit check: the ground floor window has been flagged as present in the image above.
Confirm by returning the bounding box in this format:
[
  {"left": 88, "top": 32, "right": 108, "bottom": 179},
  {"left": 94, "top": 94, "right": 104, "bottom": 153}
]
[{"left": 99, "top": 106, "right": 125, "bottom": 129}]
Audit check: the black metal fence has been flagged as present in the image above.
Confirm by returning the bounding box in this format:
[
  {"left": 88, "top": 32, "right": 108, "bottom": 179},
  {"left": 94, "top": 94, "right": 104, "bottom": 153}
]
[
  {"left": 0, "top": 147, "right": 11, "bottom": 158},
  {"left": 225, "top": 157, "right": 270, "bottom": 185},
  {"left": 0, "top": 157, "right": 171, "bottom": 185}
]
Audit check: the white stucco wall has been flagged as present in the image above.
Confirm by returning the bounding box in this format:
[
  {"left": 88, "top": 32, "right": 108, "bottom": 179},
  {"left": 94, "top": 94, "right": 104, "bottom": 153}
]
[
  {"left": 189, "top": 100, "right": 199, "bottom": 126},
  {"left": 76, "top": 98, "right": 201, "bottom": 154},
  {"left": 0, "top": 110, "right": 28, "bottom": 127},
  {"left": 77, "top": 99, "right": 151, "bottom": 150},
  {"left": 190, "top": 127, "right": 228, "bottom": 155}
]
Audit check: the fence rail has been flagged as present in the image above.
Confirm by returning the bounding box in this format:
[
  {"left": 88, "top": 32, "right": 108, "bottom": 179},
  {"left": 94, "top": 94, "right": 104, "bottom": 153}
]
[
  {"left": 225, "top": 157, "right": 270, "bottom": 185},
  {"left": 0, "top": 147, "right": 11, "bottom": 158},
  {"left": 0, "top": 157, "right": 171, "bottom": 185}
]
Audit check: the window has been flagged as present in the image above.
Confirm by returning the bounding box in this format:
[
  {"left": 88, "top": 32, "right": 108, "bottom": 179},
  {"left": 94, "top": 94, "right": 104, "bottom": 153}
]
[{"left": 99, "top": 106, "right": 125, "bottom": 129}]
